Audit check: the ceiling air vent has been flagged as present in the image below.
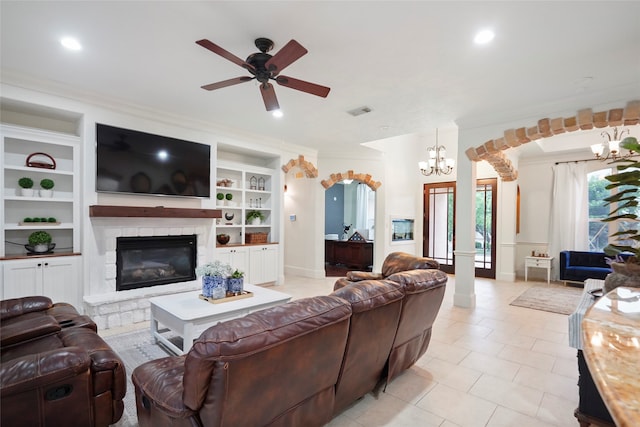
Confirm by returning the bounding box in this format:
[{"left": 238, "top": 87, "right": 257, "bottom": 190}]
[{"left": 347, "top": 106, "right": 373, "bottom": 117}]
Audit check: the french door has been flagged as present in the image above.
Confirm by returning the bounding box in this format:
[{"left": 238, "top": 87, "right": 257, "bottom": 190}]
[{"left": 423, "top": 178, "right": 497, "bottom": 278}]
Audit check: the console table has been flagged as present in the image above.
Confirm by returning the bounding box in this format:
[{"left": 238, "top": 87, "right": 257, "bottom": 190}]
[
  {"left": 325, "top": 240, "right": 373, "bottom": 270},
  {"left": 524, "top": 256, "right": 553, "bottom": 284}
]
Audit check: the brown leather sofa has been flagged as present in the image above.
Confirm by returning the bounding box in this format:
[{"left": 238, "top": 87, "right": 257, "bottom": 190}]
[
  {"left": 335, "top": 251, "right": 440, "bottom": 285},
  {"left": 0, "top": 296, "right": 127, "bottom": 427},
  {"left": 132, "top": 254, "right": 447, "bottom": 426}
]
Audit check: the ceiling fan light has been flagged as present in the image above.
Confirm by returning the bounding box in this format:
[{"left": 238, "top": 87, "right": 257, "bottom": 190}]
[
  {"left": 60, "top": 36, "right": 82, "bottom": 51},
  {"left": 272, "top": 109, "right": 283, "bottom": 118},
  {"left": 474, "top": 29, "right": 495, "bottom": 45}
]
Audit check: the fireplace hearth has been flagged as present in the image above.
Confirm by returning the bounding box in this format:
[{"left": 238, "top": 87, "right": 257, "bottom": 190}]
[{"left": 116, "top": 235, "right": 196, "bottom": 291}]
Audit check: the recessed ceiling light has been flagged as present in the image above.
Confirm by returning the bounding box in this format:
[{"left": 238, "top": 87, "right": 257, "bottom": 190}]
[
  {"left": 474, "top": 29, "right": 495, "bottom": 45},
  {"left": 60, "top": 36, "right": 82, "bottom": 51},
  {"left": 272, "top": 110, "right": 283, "bottom": 118}
]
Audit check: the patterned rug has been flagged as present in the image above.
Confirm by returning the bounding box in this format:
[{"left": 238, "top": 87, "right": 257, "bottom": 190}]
[
  {"left": 510, "top": 284, "right": 583, "bottom": 315},
  {"left": 102, "top": 329, "right": 175, "bottom": 427}
]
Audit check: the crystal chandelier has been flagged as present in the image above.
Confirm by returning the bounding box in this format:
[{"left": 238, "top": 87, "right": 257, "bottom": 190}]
[
  {"left": 590, "top": 127, "right": 634, "bottom": 161},
  {"left": 418, "top": 129, "right": 455, "bottom": 176}
]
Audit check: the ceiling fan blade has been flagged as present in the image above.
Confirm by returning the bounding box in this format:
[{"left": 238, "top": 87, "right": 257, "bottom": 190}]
[
  {"left": 196, "top": 39, "right": 255, "bottom": 72},
  {"left": 275, "top": 75, "right": 331, "bottom": 98},
  {"left": 201, "top": 76, "right": 253, "bottom": 91},
  {"left": 260, "top": 83, "right": 280, "bottom": 111},
  {"left": 265, "top": 39, "right": 308, "bottom": 74}
]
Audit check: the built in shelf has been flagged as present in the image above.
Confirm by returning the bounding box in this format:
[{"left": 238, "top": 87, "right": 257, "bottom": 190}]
[{"left": 89, "top": 205, "right": 222, "bottom": 219}]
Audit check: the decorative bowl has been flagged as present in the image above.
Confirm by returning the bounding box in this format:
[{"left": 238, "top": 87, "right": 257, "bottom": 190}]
[{"left": 216, "top": 234, "right": 230, "bottom": 245}]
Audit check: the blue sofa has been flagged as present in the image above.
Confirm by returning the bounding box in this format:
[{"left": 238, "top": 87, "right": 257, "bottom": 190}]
[{"left": 559, "top": 251, "right": 613, "bottom": 284}]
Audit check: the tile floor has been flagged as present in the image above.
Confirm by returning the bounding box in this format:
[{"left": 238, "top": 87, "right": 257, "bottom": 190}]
[{"left": 102, "top": 274, "right": 581, "bottom": 427}]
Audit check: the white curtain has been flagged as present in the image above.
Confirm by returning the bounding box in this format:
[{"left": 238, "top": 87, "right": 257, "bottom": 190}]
[
  {"left": 355, "top": 184, "right": 368, "bottom": 231},
  {"left": 548, "top": 162, "right": 589, "bottom": 279}
]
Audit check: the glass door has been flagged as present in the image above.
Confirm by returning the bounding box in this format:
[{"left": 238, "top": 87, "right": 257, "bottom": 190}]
[{"left": 423, "top": 178, "right": 497, "bottom": 278}]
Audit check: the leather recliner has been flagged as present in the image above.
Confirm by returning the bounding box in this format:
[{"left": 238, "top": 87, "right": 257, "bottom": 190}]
[
  {"left": 0, "top": 297, "right": 127, "bottom": 427},
  {"left": 334, "top": 251, "right": 440, "bottom": 288}
]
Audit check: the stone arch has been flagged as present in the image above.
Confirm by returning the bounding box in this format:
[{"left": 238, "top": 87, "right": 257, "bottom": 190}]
[
  {"left": 281, "top": 155, "right": 318, "bottom": 178},
  {"left": 320, "top": 170, "right": 382, "bottom": 191},
  {"left": 465, "top": 100, "right": 640, "bottom": 181}
]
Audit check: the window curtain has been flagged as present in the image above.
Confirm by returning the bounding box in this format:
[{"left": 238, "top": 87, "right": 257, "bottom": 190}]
[
  {"left": 355, "top": 184, "right": 369, "bottom": 233},
  {"left": 548, "top": 162, "right": 589, "bottom": 279}
]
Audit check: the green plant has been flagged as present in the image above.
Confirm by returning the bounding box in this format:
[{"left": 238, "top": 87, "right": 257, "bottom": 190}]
[
  {"left": 230, "top": 269, "right": 244, "bottom": 278},
  {"left": 216, "top": 193, "right": 224, "bottom": 200},
  {"left": 225, "top": 193, "right": 233, "bottom": 201},
  {"left": 195, "top": 260, "right": 232, "bottom": 277},
  {"left": 602, "top": 136, "right": 640, "bottom": 260},
  {"left": 23, "top": 217, "right": 33, "bottom": 222},
  {"left": 28, "top": 231, "right": 52, "bottom": 245},
  {"left": 40, "top": 178, "right": 55, "bottom": 189},
  {"left": 246, "top": 210, "right": 265, "bottom": 222},
  {"left": 33, "top": 218, "right": 42, "bottom": 222},
  {"left": 48, "top": 217, "right": 57, "bottom": 223},
  {"left": 18, "top": 177, "right": 34, "bottom": 189}
]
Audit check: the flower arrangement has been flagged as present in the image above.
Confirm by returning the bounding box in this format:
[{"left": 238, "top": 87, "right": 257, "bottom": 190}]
[{"left": 195, "top": 260, "right": 232, "bottom": 277}]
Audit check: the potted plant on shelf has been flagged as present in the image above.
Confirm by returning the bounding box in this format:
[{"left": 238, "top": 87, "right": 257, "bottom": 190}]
[
  {"left": 602, "top": 135, "right": 640, "bottom": 292},
  {"left": 246, "top": 210, "right": 265, "bottom": 225},
  {"left": 225, "top": 193, "right": 235, "bottom": 207},
  {"left": 216, "top": 192, "right": 225, "bottom": 206},
  {"left": 195, "top": 260, "right": 232, "bottom": 299},
  {"left": 227, "top": 269, "right": 244, "bottom": 295},
  {"left": 26, "top": 230, "right": 54, "bottom": 254},
  {"left": 39, "top": 178, "right": 55, "bottom": 197},
  {"left": 18, "top": 177, "right": 34, "bottom": 197}
]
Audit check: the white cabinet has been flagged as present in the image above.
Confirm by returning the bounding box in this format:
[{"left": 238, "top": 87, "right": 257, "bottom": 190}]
[
  {"left": 215, "top": 246, "right": 250, "bottom": 275},
  {"left": 2, "top": 255, "right": 81, "bottom": 309},
  {"left": 249, "top": 245, "right": 279, "bottom": 285},
  {"left": 1, "top": 124, "right": 80, "bottom": 257}
]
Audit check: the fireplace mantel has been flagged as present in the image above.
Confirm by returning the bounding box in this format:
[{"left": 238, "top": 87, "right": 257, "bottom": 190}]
[{"left": 89, "top": 205, "right": 222, "bottom": 218}]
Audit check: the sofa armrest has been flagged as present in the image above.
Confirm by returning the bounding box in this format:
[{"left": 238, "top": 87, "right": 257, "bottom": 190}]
[
  {"left": 1, "top": 296, "right": 53, "bottom": 321},
  {"left": 0, "top": 347, "right": 90, "bottom": 396},
  {"left": 59, "top": 328, "right": 127, "bottom": 400}
]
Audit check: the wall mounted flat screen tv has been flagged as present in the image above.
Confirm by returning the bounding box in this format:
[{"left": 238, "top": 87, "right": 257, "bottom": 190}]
[{"left": 96, "top": 123, "right": 210, "bottom": 198}]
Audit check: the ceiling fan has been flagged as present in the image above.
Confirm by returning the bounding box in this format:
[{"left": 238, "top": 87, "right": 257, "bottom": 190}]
[{"left": 196, "top": 37, "right": 330, "bottom": 112}]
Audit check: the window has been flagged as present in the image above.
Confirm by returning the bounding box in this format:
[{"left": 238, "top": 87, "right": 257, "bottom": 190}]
[
  {"left": 588, "top": 167, "right": 640, "bottom": 252},
  {"left": 588, "top": 169, "right": 610, "bottom": 251}
]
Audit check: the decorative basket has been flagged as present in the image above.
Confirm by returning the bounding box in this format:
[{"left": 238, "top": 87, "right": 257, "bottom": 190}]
[
  {"left": 245, "top": 232, "right": 268, "bottom": 244},
  {"left": 26, "top": 152, "right": 56, "bottom": 170}
]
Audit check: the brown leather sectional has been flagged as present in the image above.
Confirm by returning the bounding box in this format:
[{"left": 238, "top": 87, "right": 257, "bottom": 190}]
[
  {"left": 132, "top": 252, "right": 447, "bottom": 426},
  {"left": 0, "top": 296, "right": 127, "bottom": 427}
]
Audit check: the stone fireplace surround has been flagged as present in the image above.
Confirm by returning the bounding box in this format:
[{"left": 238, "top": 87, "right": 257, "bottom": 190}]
[{"left": 83, "top": 216, "right": 212, "bottom": 330}]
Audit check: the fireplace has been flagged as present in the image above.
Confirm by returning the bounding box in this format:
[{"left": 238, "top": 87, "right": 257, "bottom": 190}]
[{"left": 116, "top": 235, "right": 197, "bottom": 291}]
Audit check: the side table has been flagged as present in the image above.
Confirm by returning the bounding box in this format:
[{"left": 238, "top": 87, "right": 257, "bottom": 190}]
[{"left": 524, "top": 256, "right": 553, "bottom": 284}]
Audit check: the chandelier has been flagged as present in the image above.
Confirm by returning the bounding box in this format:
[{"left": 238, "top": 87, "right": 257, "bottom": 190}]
[
  {"left": 590, "top": 127, "right": 634, "bottom": 161},
  {"left": 418, "top": 129, "right": 455, "bottom": 176}
]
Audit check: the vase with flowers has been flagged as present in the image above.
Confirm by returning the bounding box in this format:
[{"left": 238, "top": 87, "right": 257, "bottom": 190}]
[{"left": 195, "top": 260, "right": 232, "bottom": 299}]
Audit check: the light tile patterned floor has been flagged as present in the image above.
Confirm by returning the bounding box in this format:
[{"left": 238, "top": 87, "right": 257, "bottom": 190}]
[{"left": 102, "top": 274, "right": 580, "bottom": 427}]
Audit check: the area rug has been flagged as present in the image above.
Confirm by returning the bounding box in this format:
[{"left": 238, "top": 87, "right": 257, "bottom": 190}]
[
  {"left": 102, "top": 329, "right": 175, "bottom": 427},
  {"left": 510, "top": 284, "right": 583, "bottom": 315}
]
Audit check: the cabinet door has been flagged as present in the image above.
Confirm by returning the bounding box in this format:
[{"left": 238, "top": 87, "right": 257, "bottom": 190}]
[
  {"left": 2, "top": 259, "right": 42, "bottom": 299},
  {"left": 216, "top": 247, "right": 249, "bottom": 276},
  {"left": 2, "top": 256, "right": 80, "bottom": 309},
  {"left": 43, "top": 257, "right": 80, "bottom": 308},
  {"left": 249, "top": 245, "right": 278, "bottom": 284}
]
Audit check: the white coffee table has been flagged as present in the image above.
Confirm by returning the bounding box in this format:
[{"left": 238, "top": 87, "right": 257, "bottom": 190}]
[{"left": 149, "top": 284, "right": 291, "bottom": 355}]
